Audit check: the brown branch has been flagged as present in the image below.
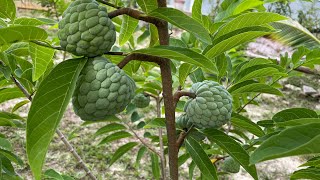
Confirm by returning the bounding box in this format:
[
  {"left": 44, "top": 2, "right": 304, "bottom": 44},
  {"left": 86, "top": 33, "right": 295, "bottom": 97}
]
[
  {"left": 108, "top": 8, "right": 160, "bottom": 25},
  {"left": 117, "top": 53, "right": 162, "bottom": 69},
  {"left": 31, "top": 40, "right": 63, "bottom": 51},
  {"left": 173, "top": 91, "right": 196, "bottom": 107},
  {"left": 11, "top": 76, "right": 97, "bottom": 180},
  {"left": 143, "top": 91, "right": 158, "bottom": 100},
  {"left": 96, "top": 0, "right": 121, "bottom": 9},
  {"left": 176, "top": 125, "right": 194, "bottom": 149},
  {"left": 156, "top": 97, "right": 167, "bottom": 180}
]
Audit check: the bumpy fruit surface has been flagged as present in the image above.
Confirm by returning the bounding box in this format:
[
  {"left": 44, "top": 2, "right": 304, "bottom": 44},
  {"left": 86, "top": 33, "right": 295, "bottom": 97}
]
[
  {"left": 185, "top": 80, "right": 232, "bottom": 129},
  {"left": 176, "top": 113, "right": 192, "bottom": 130},
  {"left": 132, "top": 93, "right": 150, "bottom": 108},
  {"left": 221, "top": 157, "right": 240, "bottom": 173},
  {"left": 58, "top": 0, "right": 116, "bottom": 57},
  {"left": 72, "top": 56, "right": 135, "bottom": 120}
]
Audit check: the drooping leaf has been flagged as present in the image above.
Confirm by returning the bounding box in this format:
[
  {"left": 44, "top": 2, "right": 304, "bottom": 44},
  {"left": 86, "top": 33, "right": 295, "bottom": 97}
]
[
  {"left": 29, "top": 42, "right": 55, "bottom": 81},
  {"left": 134, "top": 46, "right": 217, "bottom": 73},
  {"left": 135, "top": 146, "right": 146, "bottom": 166},
  {"left": 250, "top": 123, "right": 320, "bottom": 164},
  {"left": 144, "top": 118, "right": 166, "bottom": 129},
  {"left": 231, "top": 113, "right": 265, "bottom": 137},
  {"left": 0, "top": 87, "right": 25, "bottom": 104},
  {"left": 150, "top": 152, "right": 160, "bottom": 180},
  {"left": 98, "top": 131, "right": 132, "bottom": 145},
  {"left": 109, "top": 142, "right": 138, "bottom": 166},
  {"left": 136, "top": 0, "right": 157, "bottom": 13},
  {"left": 119, "top": 15, "right": 139, "bottom": 46},
  {"left": 44, "top": 169, "right": 64, "bottom": 180},
  {"left": 11, "top": 100, "right": 29, "bottom": 112},
  {"left": 27, "top": 58, "right": 87, "bottom": 180},
  {"left": 0, "top": 137, "right": 12, "bottom": 152},
  {"left": 94, "top": 123, "right": 126, "bottom": 137},
  {"left": 0, "top": 26, "right": 47, "bottom": 45},
  {"left": 149, "top": 8, "right": 211, "bottom": 44},
  {"left": 202, "top": 128, "right": 258, "bottom": 180},
  {"left": 0, "top": 150, "right": 23, "bottom": 166},
  {"left": 0, "top": 0, "right": 16, "bottom": 20},
  {"left": 149, "top": 24, "right": 159, "bottom": 46},
  {"left": 185, "top": 137, "right": 218, "bottom": 180},
  {"left": 179, "top": 63, "right": 193, "bottom": 87}
]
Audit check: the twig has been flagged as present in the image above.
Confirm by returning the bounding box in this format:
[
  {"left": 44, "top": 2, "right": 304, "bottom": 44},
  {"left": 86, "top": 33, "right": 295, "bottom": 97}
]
[
  {"left": 117, "top": 53, "right": 162, "bottom": 69},
  {"left": 11, "top": 76, "right": 97, "bottom": 180},
  {"left": 108, "top": 8, "right": 160, "bottom": 25},
  {"left": 173, "top": 91, "right": 196, "bottom": 107},
  {"left": 176, "top": 125, "right": 194, "bottom": 149},
  {"left": 143, "top": 92, "right": 158, "bottom": 100},
  {"left": 96, "top": 0, "right": 121, "bottom": 9}
]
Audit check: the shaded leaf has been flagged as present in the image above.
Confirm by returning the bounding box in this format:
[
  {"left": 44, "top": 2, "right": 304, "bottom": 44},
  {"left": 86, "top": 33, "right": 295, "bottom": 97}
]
[
  {"left": 0, "top": 87, "right": 25, "bottom": 104},
  {"left": 99, "top": 131, "right": 132, "bottom": 145},
  {"left": 290, "top": 167, "right": 320, "bottom": 180},
  {"left": 135, "top": 146, "right": 146, "bottom": 166},
  {"left": 11, "top": 100, "right": 29, "bottom": 112},
  {"left": 109, "top": 142, "right": 138, "bottom": 166},
  {"left": 232, "top": 113, "right": 265, "bottom": 137},
  {"left": 94, "top": 123, "right": 126, "bottom": 137},
  {"left": 150, "top": 152, "right": 160, "bottom": 180},
  {"left": 144, "top": 118, "right": 166, "bottom": 129}
]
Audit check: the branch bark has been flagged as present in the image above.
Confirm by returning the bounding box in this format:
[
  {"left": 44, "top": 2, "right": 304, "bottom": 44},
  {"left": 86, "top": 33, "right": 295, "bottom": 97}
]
[
  {"left": 173, "top": 91, "right": 196, "bottom": 107},
  {"left": 176, "top": 125, "right": 194, "bottom": 149},
  {"left": 11, "top": 76, "right": 97, "bottom": 180},
  {"left": 156, "top": 97, "right": 167, "bottom": 180},
  {"left": 117, "top": 53, "right": 162, "bottom": 69},
  {"left": 108, "top": 8, "right": 159, "bottom": 25}
]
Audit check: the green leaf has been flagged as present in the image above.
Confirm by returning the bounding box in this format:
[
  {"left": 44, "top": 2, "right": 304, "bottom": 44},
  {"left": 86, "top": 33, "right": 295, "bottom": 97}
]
[
  {"left": 44, "top": 169, "right": 64, "bottom": 180},
  {"left": 270, "top": 19, "right": 320, "bottom": 49},
  {"left": 81, "top": 115, "right": 121, "bottom": 126},
  {"left": 11, "top": 100, "right": 29, "bottom": 112},
  {"left": 134, "top": 46, "right": 217, "bottom": 73},
  {"left": 250, "top": 123, "right": 320, "bottom": 164},
  {"left": 272, "top": 108, "right": 318, "bottom": 123},
  {"left": 26, "top": 58, "right": 87, "bottom": 180},
  {"left": 0, "top": 149, "right": 23, "bottom": 166},
  {"left": 192, "top": 0, "right": 203, "bottom": 24},
  {"left": 205, "top": 31, "right": 272, "bottom": 59},
  {"left": 29, "top": 42, "right": 55, "bottom": 81},
  {"left": 300, "top": 156, "right": 320, "bottom": 167},
  {"left": 276, "top": 118, "right": 320, "bottom": 127},
  {"left": 179, "top": 63, "right": 193, "bottom": 87},
  {"left": 0, "top": 26, "right": 47, "bottom": 45},
  {"left": 202, "top": 128, "right": 258, "bottom": 180},
  {"left": 231, "top": 113, "right": 265, "bottom": 137},
  {"left": 99, "top": 131, "right": 132, "bottom": 145},
  {"left": 109, "top": 142, "right": 138, "bottom": 166},
  {"left": 291, "top": 167, "right": 320, "bottom": 180},
  {"left": 0, "top": 137, "right": 12, "bottom": 152},
  {"left": 229, "top": 83, "right": 282, "bottom": 96},
  {"left": 236, "top": 67, "right": 287, "bottom": 83},
  {"left": 185, "top": 137, "right": 218, "bottom": 180},
  {"left": 135, "top": 146, "right": 146, "bottom": 166},
  {"left": 189, "top": 161, "right": 196, "bottom": 180},
  {"left": 149, "top": 8, "right": 211, "bottom": 44},
  {"left": 214, "top": 12, "right": 286, "bottom": 39},
  {"left": 0, "top": 0, "right": 16, "bottom": 20},
  {"left": 119, "top": 15, "right": 139, "bottom": 46},
  {"left": 14, "top": 18, "right": 54, "bottom": 26},
  {"left": 0, "top": 111, "right": 25, "bottom": 121},
  {"left": 136, "top": 0, "right": 157, "bottom": 13},
  {"left": 0, "top": 87, "right": 25, "bottom": 104},
  {"left": 150, "top": 152, "right": 160, "bottom": 180},
  {"left": 149, "top": 24, "right": 159, "bottom": 46},
  {"left": 144, "top": 118, "right": 166, "bottom": 129},
  {"left": 94, "top": 123, "right": 126, "bottom": 137},
  {"left": 5, "top": 42, "right": 29, "bottom": 56}
]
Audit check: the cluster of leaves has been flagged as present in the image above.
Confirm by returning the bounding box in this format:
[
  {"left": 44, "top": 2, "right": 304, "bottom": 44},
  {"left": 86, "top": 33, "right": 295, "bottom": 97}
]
[{"left": 0, "top": 0, "right": 320, "bottom": 179}]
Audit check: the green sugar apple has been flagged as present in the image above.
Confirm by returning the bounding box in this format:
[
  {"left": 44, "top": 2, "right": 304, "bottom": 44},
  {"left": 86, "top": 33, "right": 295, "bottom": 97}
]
[
  {"left": 58, "top": 0, "right": 116, "bottom": 57},
  {"left": 72, "top": 56, "right": 135, "bottom": 120},
  {"left": 185, "top": 80, "right": 232, "bottom": 129},
  {"left": 176, "top": 113, "right": 192, "bottom": 130},
  {"left": 221, "top": 157, "right": 240, "bottom": 173},
  {"left": 132, "top": 93, "right": 150, "bottom": 108}
]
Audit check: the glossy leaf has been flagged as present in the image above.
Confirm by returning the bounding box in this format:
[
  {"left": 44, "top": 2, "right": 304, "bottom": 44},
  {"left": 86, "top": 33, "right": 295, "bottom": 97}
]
[
  {"left": 134, "top": 46, "right": 217, "bottom": 73},
  {"left": 27, "top": 58, "right": 87, "bottom": 180},
  {"left": 109, "top": 142, "right": 138, "bottom": 167},
  {"left": 0, "top": 26, "right": 47, "bottom": 45},
  {"left": 0, "top": 87, "right": 25, "bottom": 104},
  {"left": 149, "top": 8, "right": 211, "bottom": 44},
  {"left": 185, "top": 137, "right": 218, "bottom": 180},
  {"left": 0, "top": 0, "right": 16, "bottom": 20},
  {"left": 202, "top": 128, "right": 258, "bottom": 179},
  {"left": 250, "top": 123, "right": 320, "bottom": 164},
  {"left": 119, "top": 15, "right": 139, "bottom": 46},
  {"left": 29, "top": 42, "right": 55, "bottom": 81},
  {"left": 94, "top": 123, "right": 126, "bottom": 137}
]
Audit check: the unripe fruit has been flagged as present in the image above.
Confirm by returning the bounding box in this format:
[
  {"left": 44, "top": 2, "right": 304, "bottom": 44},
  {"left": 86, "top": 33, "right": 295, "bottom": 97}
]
[
  {"left": 185, "top": 80, "right": 232, "bottom": 129},
  {"left": 176, "top": 113, "right": 192, "bottom": 130},
  {"left": 72, "top": 56, "right": 135, "bottom": 120},
  {"left": 58, "top": 0, "right": 116, "bottom": 57},
  {"left": 132, "top": 93, "right": 150, "bottom": 108},
  {"left": 221, "top": 157, "right": 240, "bottom": 173}
]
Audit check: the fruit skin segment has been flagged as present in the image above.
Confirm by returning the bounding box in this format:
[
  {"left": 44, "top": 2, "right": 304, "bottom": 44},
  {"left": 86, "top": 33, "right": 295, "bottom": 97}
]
[
  {"left": 58, "top": 0, "right": 116, "bottom": 57},
  {"left": 72, "top": 56, "right": 135, "bottom": 121},
  {"left": 185, "top": 80, "right": 232, "bottom": 129},
  {"left": 132, "top": 93, "right": 151, "bottom": 108},
  {"left": 176, "top": 113, "right": 192, "bottom": 130},
  {"left": 221, "top": 157, "right": 240, "bottom": 173}
]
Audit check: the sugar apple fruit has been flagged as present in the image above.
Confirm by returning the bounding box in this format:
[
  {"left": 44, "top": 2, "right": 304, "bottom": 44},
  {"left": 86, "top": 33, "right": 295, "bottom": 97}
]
[
  {"left": 58, "top": 0, "right": 116, "bottom": 57},
  {"left": 176, "top": 113, "right": 192, "bottom": 130},
  {"left": 72, "top": 56, "right": 135, "bottom": 120},
  {"left": 132, "top": 93, "right": 150, "bottom": 108},
  {"left": 185, "top": 80, "right": 232, "bottom": 129},
  {"left": 221, "top": 157, "right": 240, "bottom": 173}
]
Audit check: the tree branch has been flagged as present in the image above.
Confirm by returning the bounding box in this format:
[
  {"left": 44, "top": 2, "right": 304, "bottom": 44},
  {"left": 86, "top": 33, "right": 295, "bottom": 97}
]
[
  {"left": 176, "top": 125, "right": 194, "bottom": 149},
  {"left": 96, "top": 0, "right": 121, "bottom": 9},
  {"left": 117, "top": 53, "right": 162, "bottom": 69},
  {"left": 108, "top": 8, "right": 160, "bottom": 25},
  {"left": 173, "top": 91, "right": 196, "bottom": 107},
  {"left": 11, "top": 76, "right": 97, "bottom": 180}
]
